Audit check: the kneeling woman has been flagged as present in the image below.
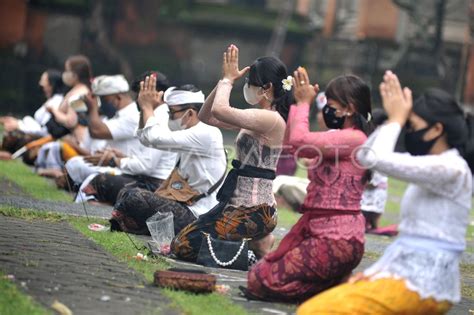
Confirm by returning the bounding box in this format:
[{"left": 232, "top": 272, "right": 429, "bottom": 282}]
[
  {"left": 298, "top": 72, "right": 472, "bottom": 315},
  {"left": 172, "top": 44, "right": 292, "bottom": 261},
  {"left": 246, "top": 68, "right": 372, "bottom": 302}
]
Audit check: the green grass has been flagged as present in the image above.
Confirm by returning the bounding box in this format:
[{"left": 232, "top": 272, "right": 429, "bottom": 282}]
[
  {"left": 460, "top": 264, "right": 474, "bottom": 300},
  {"left": 0, "top": 160, "right": 70, "bottom": 202},
  {"left": 277, "top": 207, "right": 300, "bottom": 229},
  {"left": 362, "top": 251, "right": 382, "bottom": 261},
  {"left": 163, "top": 289, "right": 248, "bottom": 315},
  {"left": 0, "top": 271, "right": 51, "bottom": 315},
  {"left": 461, "top": 264, "right": 474, "bottom": 275},
  {"left": 461, "top": 284, "right": 474, "bottom": 299},
  {"left": 0, "top": 205, "right": 66, "bottom": 222},
  {"left": 386, "top": 178, "right": 407, "bottom": 198},
  {"left": 70, "top": 217, "right": 170, "bottom": 282},
  {"left": 294, "top": 163, "right": 308, "bottom": 179}
]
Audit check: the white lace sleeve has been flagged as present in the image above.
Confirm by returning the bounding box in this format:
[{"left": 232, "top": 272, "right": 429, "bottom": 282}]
[{"left": 357, "top": 122, "right": 468, "bottom": 196}]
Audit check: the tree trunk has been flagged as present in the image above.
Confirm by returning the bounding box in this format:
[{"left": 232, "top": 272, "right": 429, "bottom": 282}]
[{"left": 266, "top": 0, "right": 295, "bottom": 57}]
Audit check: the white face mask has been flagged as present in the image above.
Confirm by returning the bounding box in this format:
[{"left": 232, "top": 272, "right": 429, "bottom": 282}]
[
  {"left": 168, "top": 110, "right": 189, "bottom": 131},
  {"left": 243, "top": 83, "right": 264, "bottom": 106},
  {"left": 62, "top": 71, "right": 76, "bottom": 87}
]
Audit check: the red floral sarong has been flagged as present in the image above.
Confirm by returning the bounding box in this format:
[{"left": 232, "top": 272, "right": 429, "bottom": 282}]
[{"left": 247, "top": 211, "right": 365, "bottom": 303}]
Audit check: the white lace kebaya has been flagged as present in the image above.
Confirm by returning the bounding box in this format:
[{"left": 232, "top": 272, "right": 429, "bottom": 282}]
[{"left": 356, "top": 122, "right": 472, "bottom": 303}]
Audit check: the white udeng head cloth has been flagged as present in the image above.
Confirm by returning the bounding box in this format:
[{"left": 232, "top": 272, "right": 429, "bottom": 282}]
[
  {"left": 92, "top": 75, "right": 130, "bottom": 96},
  {"left": 164, "top": 87, "right": 205, "bottom": 106}
]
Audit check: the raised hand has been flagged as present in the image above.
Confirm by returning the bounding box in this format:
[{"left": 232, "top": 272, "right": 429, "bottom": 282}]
[
  {"left": 138, "top": 74, "right": 164, "bottom": 111},
  {"left": 83, "top": 92, "right": 99, "bottom": 112},
  {"left": 379, "top": 71, "right": 412, "bottom": 126},
  {"left": 222, "top": 44, "right": 250, "bottom": 84},
  {"left": 293, "top": 67, "right": 319, "bottom": 105}
]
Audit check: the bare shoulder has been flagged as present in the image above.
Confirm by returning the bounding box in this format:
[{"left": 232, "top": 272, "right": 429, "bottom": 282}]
[{"left": 247, "top": 108, "right": 285, "bottom": 123}]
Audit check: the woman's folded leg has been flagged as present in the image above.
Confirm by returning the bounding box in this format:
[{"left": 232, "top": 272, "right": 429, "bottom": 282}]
[{"left": 247, "top": 236, "right": 364, "bottom": 303}]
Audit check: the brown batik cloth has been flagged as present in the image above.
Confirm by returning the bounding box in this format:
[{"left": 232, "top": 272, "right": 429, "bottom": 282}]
[
  {"left": 89, "top": 173, "right": 163, "bottom": 205},
  {"left": 171, "top": 204, "right": 277, "bottom": 262},
  {"left": 114, "top": 187, "right": 196, "bottom": 235}
]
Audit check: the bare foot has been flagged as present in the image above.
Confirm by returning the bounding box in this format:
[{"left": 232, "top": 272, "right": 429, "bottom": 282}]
[{"left": 249, "top": 234, "right": 275, "bottom": 258}]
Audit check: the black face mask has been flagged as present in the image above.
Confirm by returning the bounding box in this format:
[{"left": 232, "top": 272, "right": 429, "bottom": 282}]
[
  {"left": 322, "top": 105, "right": 346, "bottom": 129},
  {"left": 77, "top": 113, "right": 89, "bottom": 126},
  {"left": 404, "top": 125, "right": 442, "bottom": 156},
  {"left": 99, "top": 101, "right": 117, "bottom": 119}
]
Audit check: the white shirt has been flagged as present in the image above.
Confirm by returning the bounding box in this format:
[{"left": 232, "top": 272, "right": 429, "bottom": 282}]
[
  {"left": 357, "top": 122, "right": 472, "bottom": 303},
  {"left": 136, "top": 111, "right": 227, "bottom": 217},
  {"left": 120, "top": 105, "right": 176, "bottom": 179},
  {"left": 80, "top": 128, "right": 107, "bottom": 154},
  {"left": 103, "top": 102, "right": 142, "bottom": 157},
  {"left": 18, "top": 94, "right": 63, "bottom": 135},
  {"left": 360, "top": 171, "right": 388, "bottom": 214}
]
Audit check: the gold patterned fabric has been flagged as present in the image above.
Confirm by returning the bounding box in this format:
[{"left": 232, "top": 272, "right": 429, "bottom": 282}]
[{"left": 297, "top": 278, "right": 451, "bottom": 315}]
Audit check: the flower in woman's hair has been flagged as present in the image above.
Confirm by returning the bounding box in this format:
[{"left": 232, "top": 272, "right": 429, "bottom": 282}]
[{"left": 282, "top": 76, "right": 293, "bottom": 91}]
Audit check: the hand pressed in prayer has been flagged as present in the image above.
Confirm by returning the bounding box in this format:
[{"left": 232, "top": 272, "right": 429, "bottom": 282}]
[
  {"left": 222, "top": 44, "right": 250, "bottom": 84},
  {"left": 379, "top": 70, "right": 412, "bottom": 126},
  {"left": 293, "top": 67, "right": 319, "bottom": 105},
  {"left": 138, "top": 75, "right": 164, "bottom": 111}
]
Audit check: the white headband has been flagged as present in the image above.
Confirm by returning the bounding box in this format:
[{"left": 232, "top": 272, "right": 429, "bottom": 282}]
[
  {"left": 92, "top": 75, "right": 129, "bottom": 96},
  {"left": 164, "top": 87, "right": 205, "bottom": 106}
]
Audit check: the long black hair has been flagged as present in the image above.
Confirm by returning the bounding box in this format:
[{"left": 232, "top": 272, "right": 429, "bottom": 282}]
[
  {"left": 46, "top": 69, "right": 68, "bottom": 95},
  {"left": 247, "top": 56, "right": 294, "bottom": 122},
  {"left": 325, "top": 74, "right": 373, "bottom": 136},
  {"left": 325, "top": 74, "right": 374, "bottom": 183},
  {"left": 413, "top": 88, "right": 474, "bottom": 171},
  {"left": 131, "top": 70, "right": 170, "bottom": 93}
]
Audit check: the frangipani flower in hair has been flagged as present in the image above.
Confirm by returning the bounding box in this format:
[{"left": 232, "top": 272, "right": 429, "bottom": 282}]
[{"left": 282, "top": 76, "right": 293, "bottom": 91}]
